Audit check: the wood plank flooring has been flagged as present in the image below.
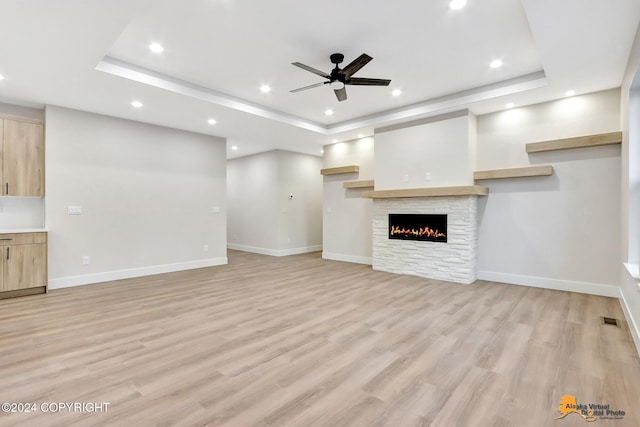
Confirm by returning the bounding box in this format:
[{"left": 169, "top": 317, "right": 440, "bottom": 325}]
[{"left": 0, "top": 250, "right": 638, "bottom": 426}]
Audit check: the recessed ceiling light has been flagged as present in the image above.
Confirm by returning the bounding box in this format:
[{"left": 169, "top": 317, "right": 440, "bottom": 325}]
[
  {"left": 358, "top": 133, "right": 364, "bottom": 138},
  {"left": 149, "top": 43, "right": 164, "bottom": 53},
  {"left": 565, "top": 90, "right": 576, "bottom": 97},
  {"left": 131, "top": 100, "right": 143, "bottom": 108},
  {"left": 231, "top": 145, "right": 238, "bottom": 151},
  {"left": 392, "top": 89, "right": 402, "bottom": 96},
  {"left": 260, "top": 85, "right": 271, "bottom": 93},
  {"left": 0, "top": 74, "right": 5, "bottom": 81},
  {"left": 320, "top": 149, "right": 324, "bottom": 154},
  {"left": 489, "top": 59, "right": 503, "bottom": 69},
  {"left": 332, "top": 139, "right": 338, "bottom": 143},
  {"left": 449, "top": 0, "right": 467, "bottom": 10},
  {"left": 207, "top": 118, "right": 217, "bottom": 125},
  {"left": 506, "top": 102, "right": 515, "bottom": 109},
  {"left": 325, "top": 109, "right": 334, "bottom": 116}
]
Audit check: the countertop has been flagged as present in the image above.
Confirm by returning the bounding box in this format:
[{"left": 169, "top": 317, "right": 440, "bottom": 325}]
[{"left": 0, "top": 228, "right": 47, "bottom": 234}]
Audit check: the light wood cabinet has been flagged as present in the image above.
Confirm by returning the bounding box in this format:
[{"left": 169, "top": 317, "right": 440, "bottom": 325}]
[
  {"left": 0, "top": 117, "right": 45, "bottom": 197},
  {"left": 0, "top": 232, "right": 47, "bottom": 298}
]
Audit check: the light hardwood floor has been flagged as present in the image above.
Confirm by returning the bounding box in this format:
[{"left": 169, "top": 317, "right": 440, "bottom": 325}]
[{"left": 0, "top": 250, "right": 638, "bottom": 426}]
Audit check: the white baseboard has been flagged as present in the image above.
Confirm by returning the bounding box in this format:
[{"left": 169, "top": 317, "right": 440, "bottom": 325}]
[
  {"left": 48, "top": 257, "right": 228, "bottom": 290},
  {"left": 322, "top": 252, "right": 372, "bottom": 265},
  {"left": 619, "top": 288, "right": 640, "bottom": 358},
  {"left": 227, "top": 244, "right": 322, "bottom": 257},
  {"left": 477, "top": 271, "right": 620, "bottom": 298}
]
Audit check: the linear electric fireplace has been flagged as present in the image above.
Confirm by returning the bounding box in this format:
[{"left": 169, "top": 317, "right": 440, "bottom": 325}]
[{"left": 388, "top": 213, "right": 447, "bottom": 243}]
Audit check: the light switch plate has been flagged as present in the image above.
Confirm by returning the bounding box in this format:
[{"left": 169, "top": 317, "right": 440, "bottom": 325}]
[{"left": 68, "top": 206, "right": 82, "bottom": 215}]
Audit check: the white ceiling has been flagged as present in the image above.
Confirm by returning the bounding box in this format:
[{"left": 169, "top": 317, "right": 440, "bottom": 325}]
[{"left": 0, "top": 0, "right": 638, "bottom": 159}]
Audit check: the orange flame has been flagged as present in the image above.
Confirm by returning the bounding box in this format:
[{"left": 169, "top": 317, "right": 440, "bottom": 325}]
[{"left": 390, "top": 225, "right": 446, "bottom": 238}]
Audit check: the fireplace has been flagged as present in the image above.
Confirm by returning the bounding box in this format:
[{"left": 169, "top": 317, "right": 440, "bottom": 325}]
[
  {"left": 388, "top": 214, "right": 447, "bottom": 242},
  {"left": 373, "top": 196, "right": 479, "bottom": 284}
]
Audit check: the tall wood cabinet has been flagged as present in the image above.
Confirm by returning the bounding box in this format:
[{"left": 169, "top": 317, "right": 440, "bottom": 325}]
[
  {"left": 0, "top": 113, "right": 47, "bottom": 299},
  {"left": 0, "top": 232, "right": 47, "bottom": 298},
  {"left": 0, "top": 117, "right": 45, "bottom": 197}
]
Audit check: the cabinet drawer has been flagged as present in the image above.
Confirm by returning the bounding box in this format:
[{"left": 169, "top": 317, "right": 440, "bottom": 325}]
[{"left": 0, "top": 232, "right": 47, "bottom": 245}]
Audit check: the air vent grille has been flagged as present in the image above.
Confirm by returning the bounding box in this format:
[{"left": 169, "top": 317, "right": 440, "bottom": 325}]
[{"left": 602, "top": 316, "right": 620, "bottom": 327}]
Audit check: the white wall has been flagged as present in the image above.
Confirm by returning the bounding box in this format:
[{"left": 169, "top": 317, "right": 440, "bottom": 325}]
[
  {"left": 624, "top": 87, "right": 640, "bottom": 356},
  {"left": 277, "top": 150, "right": 323, "bottom": 252},
  {"left": 620, "top": 22, "right": 640, "bottom": 356},
  {"left": 322, "top": 137, "right": 374, "bottom": 264},
  {"left": 0, "top": 197, "right": 44, "bottom": 230},
  {"left": 227, "top": 151, "right": 279, "bottom": 251},
  {"left": 45, "top": 105, "right": 227, "bottom": 288},
  {"left": 476, "top": 90, "right": 621, "bottom": 296},
  {"left": 227, "top": 150, "right": 322, "bottom": 256},
  {"left": 0, "top": 103, "right": 45, "bottom": 230},
  {"left": 374, "top": 111, "right": 474, "bottom": 190},
  {"left": 476, "top": 90, "right": 621, "bottom": 169}
]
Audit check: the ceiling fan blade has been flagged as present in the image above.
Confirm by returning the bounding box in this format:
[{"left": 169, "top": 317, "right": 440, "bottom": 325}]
[
  {"left": 291, "top": 62, "right": 330, "bottom": 79},
  {"left": 341, "top": 53, "right": 373, "bottom": 77},
  {"left": 347, "top": 77, "right": 391, "bottom": 86},
  {"left": 334, "top": 87, "right": 347, "bottom": 102},
  {"left": 290, "top": 82, "right": 327, "bottom": 93}
]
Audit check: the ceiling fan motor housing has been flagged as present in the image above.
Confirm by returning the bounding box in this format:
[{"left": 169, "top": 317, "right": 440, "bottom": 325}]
[{"left": 330, "top": 53, "right": 345, "bottom": 65}]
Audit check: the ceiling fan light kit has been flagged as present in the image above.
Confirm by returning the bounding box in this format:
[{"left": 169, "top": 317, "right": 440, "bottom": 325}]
[{"left": 291, "top": 53, "right": 391, "bottom": 102}]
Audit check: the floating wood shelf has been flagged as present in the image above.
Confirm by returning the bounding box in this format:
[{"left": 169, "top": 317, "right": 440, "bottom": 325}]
[
  {"left": 343, "top": 180, "right": 374, "bottom": 189},
  {"left": 474, "top": 165, "right": 553, "bottom": 181},
  {"left": 525, "top": 131, "right": 622, "bottom": 153},
  {"left": 361, "top": 185, "right": 488, "bottom": 199},
  {"left": 320, "top": 165, "right": 359, "bottom": 175}
]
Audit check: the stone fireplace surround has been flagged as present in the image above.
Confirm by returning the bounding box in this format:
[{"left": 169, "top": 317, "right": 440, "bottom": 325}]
[{"left": 372, "top": 195, "right": 480, "bottom": 284}]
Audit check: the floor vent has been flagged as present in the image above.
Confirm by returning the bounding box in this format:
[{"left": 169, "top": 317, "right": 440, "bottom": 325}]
[{"left": 602, "top": 316, "right": 620, "bottom": 327}]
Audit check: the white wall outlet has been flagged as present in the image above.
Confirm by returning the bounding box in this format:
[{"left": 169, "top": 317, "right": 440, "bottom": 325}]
[
  {"left": 327, "top": 207, "right": 333, "bottom": 213},
  {"left": 424, "top": 172, "right": 432, "bottom": 181},
  {"left": 287, "top": 237, "right": 291, "bottom": 243},
  {"left": 68, "top": 206, "right": 82, "bottom": 215},
  {"left": 402, "top": 174, "right": 409, "bottom": 183},
  {"left": 281, "top": 207, "right": 287, "bottom": 213},
  {"left": 82, "top": 256, "right": 90, "bottom": 266},
  {"left": 211, "top": 206, "right": 221, "bottom": 214},
  {"left": 203, "top": 244, "right": 209, "bottom": 252}
]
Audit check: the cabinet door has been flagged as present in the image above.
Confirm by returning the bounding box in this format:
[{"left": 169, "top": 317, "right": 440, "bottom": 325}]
[
  {"left": 3, "top": 244, "right": 47, "bottom": 291},
  {"left": 3, "top": 119, "right": 45, "bottom": 197},
  {"left": 0, "top": 246, "right": 4, "bottom": 292},
  {"left": 0, "top": 120, "right": 3, "bottom": 190}
]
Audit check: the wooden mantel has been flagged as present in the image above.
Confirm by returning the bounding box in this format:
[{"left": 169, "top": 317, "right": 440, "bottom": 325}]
[{"left": 361, "top": 185, "right": 488, "bottom": 199}]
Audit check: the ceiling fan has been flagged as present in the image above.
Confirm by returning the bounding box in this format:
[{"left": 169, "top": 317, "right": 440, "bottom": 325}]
[{"left": 290, "top": 53, "right": 391, "bottom": 102}]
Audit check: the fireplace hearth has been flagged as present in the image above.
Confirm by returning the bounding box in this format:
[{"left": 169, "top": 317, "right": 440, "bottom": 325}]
[{"left": 388, "top": 213, "right": 447, "bottom": 243}]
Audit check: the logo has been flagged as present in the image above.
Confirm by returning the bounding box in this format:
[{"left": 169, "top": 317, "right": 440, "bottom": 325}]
[{"left": 555, "top": 395, "right": 625, "bottom": 422}]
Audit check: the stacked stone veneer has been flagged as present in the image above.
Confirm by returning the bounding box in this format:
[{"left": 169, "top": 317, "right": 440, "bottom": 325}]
[{"left": 372, "top": 196, "right": 479, "bottom": 284}]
